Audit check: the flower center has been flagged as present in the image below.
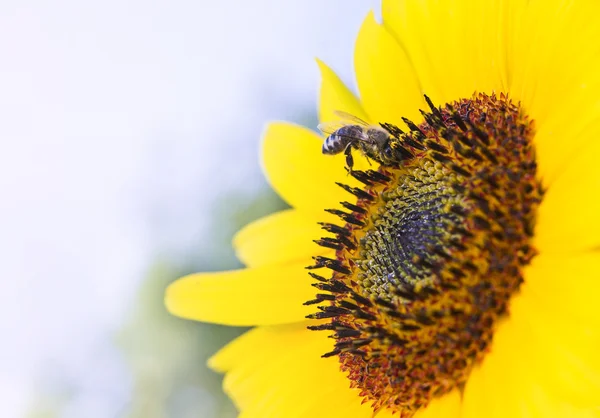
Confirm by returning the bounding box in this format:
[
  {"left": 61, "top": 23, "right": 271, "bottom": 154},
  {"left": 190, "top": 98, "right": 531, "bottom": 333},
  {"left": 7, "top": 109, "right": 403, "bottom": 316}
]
[{"left": 306, "top": 93, "right": 543, "bottom": 417}]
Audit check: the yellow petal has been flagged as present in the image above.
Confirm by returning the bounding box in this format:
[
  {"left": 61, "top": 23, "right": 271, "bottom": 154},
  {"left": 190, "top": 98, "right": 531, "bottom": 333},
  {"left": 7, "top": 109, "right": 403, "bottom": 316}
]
[
  {"left": 165, "top": 259, "right": 326, "bottom": 326},
  {"left": 233, "top": 209, "right": 325, "bottom": 268},
  {"left": 382, "top": 0, "right": 509, "bottom": 106},
  {"left": 354, "top": 11, "right": 424, "bottom": 125},
  {"left": 534, "top": 134, "right": 600, "bottom": 254},
  {"left": 460, "top": 358, "right": 493, "bottom": 418},
  {"left": 461, "top": 318, "right": 525, "bottom": 418},
  {"left": 523, "top": 252, "right": 600, "bottom": 327},
  {"left": 464, "top": 352, "right": 600, "bottom": 418},
  {"left": 382, "top": 0, "right": 600, "bottom": 184},
  {"left": 510, "top": 0, "right": 600, "bottom": 124},
  {"left": 316, "top": 58, "right": 368, "bottom": 125},
  {"left": 211, "top": 323, "right": 460, "bottom": 418},
  {"left": 513, "top": 262, "right": 600, "bottom": 408},
  {"left": 414, "top": 389, "right": 461, "bottom": 418},
  {"left": 462, "top": 254, "right": 600, "bottom": 416},
  {"left": 524, "top": 389, "right": 600, "bottom": 418},
  {"left": 534, "top": 100, "right": 600, "bottom": 187},
  {"left": 381, "top": 0, "right": 442, "bottom": 103},
  {"left": 462, "top": 312, "right": 600, "bottom": 418},
  {"left": 210, "top": 323, "right": 375, "bottom": 418},
  {"left": 208, "top": 323, "right": 311, "bottom": 373},
  {"left": 509, "top": 0, "right": 600, "bottom": 183},
  {"left": 261, "top": 122, "right": 366, "bottom": 218}
]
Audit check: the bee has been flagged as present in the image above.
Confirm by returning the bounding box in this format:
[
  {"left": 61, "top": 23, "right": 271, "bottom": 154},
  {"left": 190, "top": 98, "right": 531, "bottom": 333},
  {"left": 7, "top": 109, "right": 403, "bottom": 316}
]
[{"left": 318, "top": 111, "right": 402, "bottom": 170}]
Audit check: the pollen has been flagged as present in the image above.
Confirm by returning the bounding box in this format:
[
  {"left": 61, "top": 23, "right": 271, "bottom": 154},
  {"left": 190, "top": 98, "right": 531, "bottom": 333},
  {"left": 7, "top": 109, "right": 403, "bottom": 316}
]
[{"left": 306, "top": 93, "right": 543, "bottom": 416}]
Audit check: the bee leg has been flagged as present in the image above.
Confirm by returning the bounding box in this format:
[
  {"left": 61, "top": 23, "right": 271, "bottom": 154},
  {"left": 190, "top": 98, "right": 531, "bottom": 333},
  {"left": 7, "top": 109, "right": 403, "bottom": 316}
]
[{"left": 344, "top": 146, "right": 354, "bottom": 172}]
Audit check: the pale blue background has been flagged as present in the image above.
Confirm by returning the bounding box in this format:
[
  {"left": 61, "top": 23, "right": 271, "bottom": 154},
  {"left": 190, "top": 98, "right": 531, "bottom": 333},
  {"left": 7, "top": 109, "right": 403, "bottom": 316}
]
[{"left": 0, "top": 1, "right": 377, "bottom": 416}]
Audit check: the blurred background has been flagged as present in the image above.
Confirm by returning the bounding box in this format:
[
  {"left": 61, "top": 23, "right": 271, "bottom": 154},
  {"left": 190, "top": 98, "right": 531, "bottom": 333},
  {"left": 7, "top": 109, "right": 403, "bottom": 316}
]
[{"left": 0, "top": 1, "right": 374, "bottom": 417}]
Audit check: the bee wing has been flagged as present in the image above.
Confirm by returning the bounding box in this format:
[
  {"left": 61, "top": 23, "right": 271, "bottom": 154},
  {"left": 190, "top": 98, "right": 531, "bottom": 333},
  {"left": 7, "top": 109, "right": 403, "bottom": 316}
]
[
  {"left": 333, "top": 112, "right": 393, "bottom": 137},
  {"left": 318, "top": 111, "right": 372, "bottom": 136},
  {"left": 317, "top": 120, "right": 352, "bottom": 136},
  {"left": 332, "top": 110, "right": 371, "bottom": 127}
]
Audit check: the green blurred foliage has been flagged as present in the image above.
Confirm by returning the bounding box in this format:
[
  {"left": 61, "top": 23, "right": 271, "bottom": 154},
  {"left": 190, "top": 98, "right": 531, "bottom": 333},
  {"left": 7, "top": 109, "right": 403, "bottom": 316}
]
[
  {"left": 116, "top": 187, "right": 288, "bottom": 418},
  {"left": 25, "top": 395, "right": 66, "bottom": 418}
]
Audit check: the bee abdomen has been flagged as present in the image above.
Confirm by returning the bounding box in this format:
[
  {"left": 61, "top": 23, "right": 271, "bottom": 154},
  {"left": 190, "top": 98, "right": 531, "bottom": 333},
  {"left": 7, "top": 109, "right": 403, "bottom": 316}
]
[{"left": 323, "top": 135, "right": 345, "bottom": 154}]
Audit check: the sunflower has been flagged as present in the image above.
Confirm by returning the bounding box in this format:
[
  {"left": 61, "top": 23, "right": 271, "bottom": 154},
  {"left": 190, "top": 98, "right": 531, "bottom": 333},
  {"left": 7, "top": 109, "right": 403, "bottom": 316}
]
[{"left": 166, "top": 0, "right": 600, "bottom": 417}]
